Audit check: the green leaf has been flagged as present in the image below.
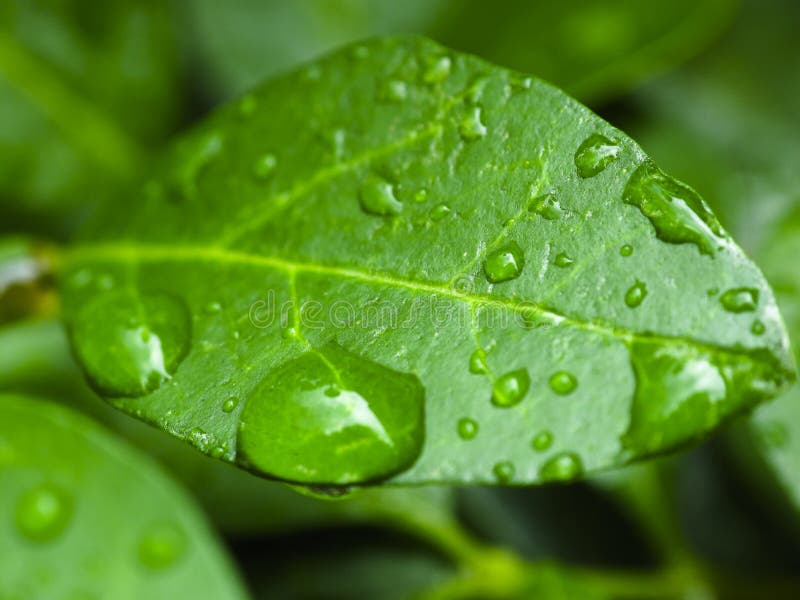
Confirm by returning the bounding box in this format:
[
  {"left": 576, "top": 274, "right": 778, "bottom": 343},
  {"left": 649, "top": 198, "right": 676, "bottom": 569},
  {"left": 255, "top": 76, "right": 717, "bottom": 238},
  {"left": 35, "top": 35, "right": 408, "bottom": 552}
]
[
  {"left": 0, "top": 394, "right": 247, "bottom": 599},
  {"left": 186, "top": 0, "right": 737, "bottom": 105},
  {"left": 59, "top": 36, "right": 794, "bottom": 486},
  {"left": 0, "top": 0, "right": 182, "bottom": 237}
]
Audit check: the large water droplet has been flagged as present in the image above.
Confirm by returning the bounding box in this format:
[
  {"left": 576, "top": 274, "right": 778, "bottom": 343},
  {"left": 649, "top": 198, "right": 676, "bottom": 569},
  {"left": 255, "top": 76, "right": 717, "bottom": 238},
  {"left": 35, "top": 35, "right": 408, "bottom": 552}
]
[
  {"left": 531, "top": 193, "right": 564, "bottom": 220},
  {"left": 69, "top": 291, "right": 191, "bottom": 397},
  {"left": 531, "top": 430, "right": 553, "bottom": 452},
  {"left": 549, "top": 371, "right": 577, "bottom": 395},
  {"left": 539, "top": 452, "right": 583, "bottom": 482},
  {"left": 493, "top": 461, "right": 515, "bottom": 483},
  {"left": 491, "top": 369, "right": 530, "bottom": 408},
  {"left": 137, "top": 522, "right": 186, "bottom": 570},
  {"left": 15, "top": 483, "right": 72, "bottom": 542},
  {"left": 574, "top": 134, "right": 620, "bottom": 178},
  {"left": 359, "top": 175, "right": 402, "bottom": 216},
  {"left": 719, "top": 287, "right": 758, "bottom": 313},
  {"left": 484, "top": 242, "right": 525, "bottom": 283},
  {"left": 457, "top": 418, "right": 479, "bottom": 440},
  {"left": 623, "top": 161, "right": 724, "bottom": 255},
  {"left": 624, "top": 280, "right": 647, "bottom": 308},
  {"left": 469, "top": 348, "right": 488, "bottom": 374},
  {"left": 459, "top": 107, "right": 487, "bottom": 140},
  {"left": 238, "top": 343, "right": 425, "bottom": 484}
]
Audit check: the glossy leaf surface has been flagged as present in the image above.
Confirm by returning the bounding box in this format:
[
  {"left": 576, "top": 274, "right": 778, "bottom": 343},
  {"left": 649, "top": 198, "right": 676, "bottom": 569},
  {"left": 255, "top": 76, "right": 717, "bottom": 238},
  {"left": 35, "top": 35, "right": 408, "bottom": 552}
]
[{"left": 60, "top": 36, "right": 794, "bottom": 486}]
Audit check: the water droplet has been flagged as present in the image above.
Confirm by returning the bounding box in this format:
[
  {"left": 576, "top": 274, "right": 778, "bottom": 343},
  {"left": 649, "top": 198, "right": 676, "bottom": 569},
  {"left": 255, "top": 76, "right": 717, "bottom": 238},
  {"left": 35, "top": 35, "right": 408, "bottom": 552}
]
[
  {"left": 720, "top": 287, "right": 758, "bottom": 313},
  {"left": 531, "top": 193, "right": 564, "bottom": 220},
  {"left": 15, "top": 483, "right": 72, "bottom": 542},
  {"left": 751, "top": 320, "right": 765, "bottom": 335},
  {"left": 222, "top": 397, "right": 238, "bottom": 413},
  {"left": 381, "top": 79, "right": 407, "bottom": 102},
  {"left": 457, "top": 418, "right": 479, "bottom": 440},
  {"left": 484, "top": 242, "right": 525, "bottom": 283},
  {"left": 539, "top": 452, "right": 583, "bottom": 482},
  {"left": 429, "top": 203, "right": 451, "bottom": 221},
  {"left": 137, "top": 522, "right": 186, "bottom": 570},
  {"left": 549, "top": 371, "right": 577, "bottom": 395},
  {"left": 414, "top": 189, "right": 428, "bottom": 203},
  {"left": 187, "top": 427, "right": 216, "bottom": 453},
  {"left": 69, "top": 291, "right": 191, "bottom": 397},
  {"left": 423, "top": 56, "right": 451, "bottom": 83},
  {"left": 252, "top": 153, "right": 277, "bottom": 180},
  {"left": 204, "top": 301, "right": 222, "bottom": 314},
  {"left": 620, "top": 244, "right": 633, "bottom": 257},
  {"left": 624, "top": 280, "right": 647, "bottom": 308},
  {"left": 554, "top": 252, "right": 574, "bottom": 268},
  {"left": 459, "top": 107, "right": 487, "bottom": 140},
  {"left": 175, "top": 132, "right": 223, "bottom": 201},
  {"left": 238, "top": 343, "right": 425, "bottom": 484},
  {"left": 623, "top": 160, "right": 724, "bottom": 255},
  {"left": 469, "top": 348, "right": 488, "bottom": 374},
  {"left": 359, "top": 174, "right": 402, "bottom": 216},
  {"left": 491, "top": 369, "right": 530, "bottom": 408},
  {"left": 531, "top": 430, "right": 553, "bottom": 452},
  {"left": 281, "top": 325, "right": 298, "bottom": 339},
  {"left": 574, "top": 134, "right": 620, "bottom": 178},
  {"left": 493, "top": 461, "right": 515, "bottom": 483}
]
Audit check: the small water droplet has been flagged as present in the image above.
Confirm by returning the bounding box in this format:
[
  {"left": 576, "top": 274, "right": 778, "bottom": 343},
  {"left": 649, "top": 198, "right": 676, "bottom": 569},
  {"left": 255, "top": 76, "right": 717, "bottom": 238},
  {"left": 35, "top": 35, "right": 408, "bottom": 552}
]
[
  {"left": 137, "top": 522, "right": 186, "bottom": 570},
  {"left": 531, "top": 193, "right": 564, "bottom": 220},
  {"left": 204, "top": 301, "right": 222, "bottom": 314},
  {"left": 381, "top": 79, "right": 407, "bottom": 102},
  {"left": 469, "top": 348, "right": 488, "bottom": 374},
  {"left": 625, "top": 280, "right": 647, "bottom": 308},
  {"left": 187, "top": 427, "right": 215, "bottom": 453},
  {"left": 493, "top": 461, "right": 515, "bottom": 483},
  {"left": 549, "top": 371, "right": 577, "bottom": 395},
  {"left": 751, "top": 320, "right": 765, "bottom": 335},
  {"left": 623, "top": 160, "right": 724, "bottom": 255},
  {"left": 620, "top": 244, "right": 633, "bottom": 256},
  {"left": 531, "top": 430, "right": 553, "bottom": 452},
  {"left": 720, "top": 287, "right": 758, "bottom": 313},
  {"left": 359, "top": 174, "right": 402, "bottom": 216},
  {"left": 539, "top": 452, "right": 583, "bottom": 482},
  {"left": 457, "top": 418, "right": 479, "bottom": 440},
  {"left": 484, "top": 242, "right": 525, "bottom": 283},
  {"left": 252, "top": 154, "right": 277, "bottom": 180},
  {"left": 69, "top": 291, "right": 191, "bottom": 397},
  {"left": 238, "top": 344, "right": 425, "bottom": 484},
  {"left": 459, "top": 107, "right": 487, "bottom": 140},
  {"left": 222, "top": 397, "right": 238, "bottom": 413},
  {"left": 491, "top": 369, "right": 530, "bottom": 408},
  {"left": 554, "top": 252, "right": 574, "bottom": 268},
  {"left": 414, "top": 189, "right": 428, "bottom": 203},
  {"left": 424, "top": 56, "right": 451, "bottom": 83},
  {"left": 281, "top": 325, "right": 298, "bottom": 339},
  {"left": 429, "top": 203, "right": 451, "bottom": 221},
  {"left": 15, "top": 483, "right": 72, "bottom": 542},
  {"left": 574, "top": 134, "right": 620, "bottom": 178}
]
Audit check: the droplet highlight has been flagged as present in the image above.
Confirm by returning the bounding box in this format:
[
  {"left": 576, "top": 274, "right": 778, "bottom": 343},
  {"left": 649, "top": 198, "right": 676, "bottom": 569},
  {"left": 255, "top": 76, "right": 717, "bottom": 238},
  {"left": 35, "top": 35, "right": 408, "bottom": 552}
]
[
  {"left": 469, "top": 348, "right": 488, "bottom": 374},
  {"left": 457, "top": 418, "right": 479, "bottom": 440},
  {"left": 493, "top": 461, "right": 515, "bottom": 483},
  {"left": 252, "top": 153, "right": 277, "bottom": 180},
  {"left": 620, "top": 244, "right": 633, "bottom": 257},
  {"left": 624, "top": 280, "right": 647, "bottom": 308},
  {"left": 359, "top": 175, "right": 402, "bottom": 216},
  {"left": 531, "top": 430, "right": 553, "bottom": 452},
  {"left": 720, "top": 287, "right": 758, "bottom": 313},
  {"left": 430, "top": 203, "right": 451, "bottom": 221},
  {"left": 574, "top": 134, "right": 620, "bottom": 178},
  {"left": 491, "top": 369, "right": 530, "bottom": 408},
  {"left": 549, "top": 371, "right": 577, "bottom": 395},
  {"left": 484, "top": 242, "right": 525, "bottom": 283},
  {"left": 539, "top": 452, "right": 583, "bottom": 482}
]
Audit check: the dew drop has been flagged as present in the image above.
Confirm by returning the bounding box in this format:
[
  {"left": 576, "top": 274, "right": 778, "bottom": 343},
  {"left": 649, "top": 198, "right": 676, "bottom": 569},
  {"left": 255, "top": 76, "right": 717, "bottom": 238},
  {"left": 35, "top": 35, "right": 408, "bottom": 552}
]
[
  {"left": 457, "top": 418, "right": 479, "bottom": 440},
  {"left": 531, "top": 430, "right": 553, "bottom": 452},
  {"left": 281, "top": 325, "right": 298, "bottom": 339},
  {"left": 484, "top": 242, "right": 525, "bottom": 283},
  {"left": 187, "top": 427, "right": 215, "bottom": 453},
  {"left": 413, "top": 189, "right": 428, "bottom": 203},
  {"left": 554, "top": 252, "right": 574, "bottom": 268},
  {"left": 381, "top": 79, "right": 407, "bottom": 102},
  {"left": 222, "top": 397, "right": 238, "bottom": 413},
  {"left": 237, "top": 343, "right": 425, "bottom": 484},
  {"left": 137, "top": 522, "right": 186, "bottom": 570},
  {"left": 531, "top": 193, "right": 564, "bottom": 220},
  {"left": 359, "top": 174, "right": 402, "bottom": 216},
  {"left": 574, "top": 134, "right": 620, "bottom": 178},
  {"left": 549, "top": 371, "right": 577, "bottom": 395},
  {"left": 69, "top": 291, "right": 191, "bottom": 397},
  {"left": 491, "top": 369, "right": 530, "bottom": 408},
  {"left": 469, "top": 348, "right": 488, "bottom": 374},
  {"left": 493, "top": 461, "right": 515, "bottom": 483},
  {"left": 623, "top": 160, "right": 724, "bottom": 255},
  {"left": 429, "top": 203, "right": 451, "bottom": 221},
  {"left": 624, "top": 280, "right": 647, "bottom": 308},
  {"left": 252, "top": 153, "right": 277, "bottom": 180},
  {"left": 204, "top": 301, "right": 222, "bottom": 314},
  {"left": 720, "top": 287, "right": 758, "bottom": 313},
  {"left": 539, "top": 452, "right": 583, "bottom": 482},
  {"left": 620, "top": 244, "right": 633, "bottom": 257},
  {"left": 751, "top": 320, "right": 765, "bottom": 336},
  {"left": 15, "top": 483, "right": 73, "bottom": 542},
  {"left": 423, "top": 56, "right": 451, "bottom": 83},
  {"left": 459, "top": 107, "right": 487, "bottom": 140}
]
